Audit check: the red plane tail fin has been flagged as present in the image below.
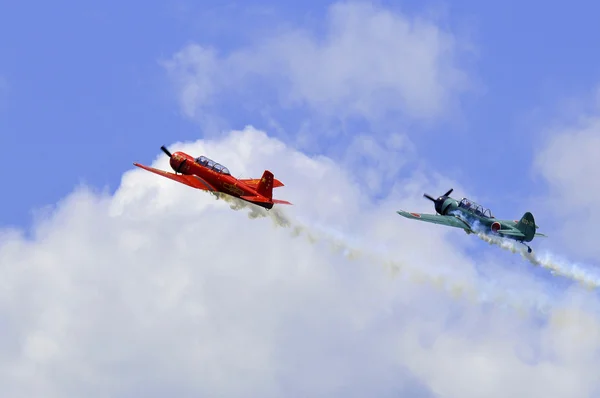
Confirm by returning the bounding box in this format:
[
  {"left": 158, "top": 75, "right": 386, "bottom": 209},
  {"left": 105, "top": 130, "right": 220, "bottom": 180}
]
[{"left": 256, "top": 170, "right": 274, "bottom": 199}]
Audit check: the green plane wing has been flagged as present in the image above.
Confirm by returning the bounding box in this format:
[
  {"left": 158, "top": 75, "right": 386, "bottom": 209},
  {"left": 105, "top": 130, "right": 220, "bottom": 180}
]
[{"left": 396, "top": 210, "right": 472, "bottom": 231}]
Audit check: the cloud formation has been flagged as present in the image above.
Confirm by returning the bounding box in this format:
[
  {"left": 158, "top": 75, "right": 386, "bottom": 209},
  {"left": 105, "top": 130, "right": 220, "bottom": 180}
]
[
  {"left": 535, "top": 112, "right": 600, "bottom": 259},
  {"left": 1, "top": 127, "right": 600, "bottom": 397},
  {"left": 163, "top": 2, "right": 472, "bottom": 125}
]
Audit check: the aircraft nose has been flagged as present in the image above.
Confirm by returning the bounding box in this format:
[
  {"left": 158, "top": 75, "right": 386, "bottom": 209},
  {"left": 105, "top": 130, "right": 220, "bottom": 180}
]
[
  {"left": 434, "top": 197, "right": 447, "bottom": 215},
  {"left": 169, "top": 152, "right": 184, "bottom": 171},
  {"left": 169, "top": 151, "right": 195, "bottom": 173}
]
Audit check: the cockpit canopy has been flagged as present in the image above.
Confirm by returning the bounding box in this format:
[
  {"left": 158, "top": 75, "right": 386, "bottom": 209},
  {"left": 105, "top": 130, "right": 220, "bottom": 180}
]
[
  {"left": 195, "top": 155, "right": 231, "bottom": 175},
  {"left": 458, "top": 198, "right": 493, "bottom": 218}
]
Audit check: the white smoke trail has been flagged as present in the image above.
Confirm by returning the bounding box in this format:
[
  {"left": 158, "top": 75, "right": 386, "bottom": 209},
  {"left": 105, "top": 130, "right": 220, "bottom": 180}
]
[
  {"left": 463, "top": 218, "right": 599, "bottom": 288},
  {"left": 475, "top": 232, "right": 600, "bottom": 290},
  {"left": 214, "top": 193, "right": 555, "bottom": 314}
]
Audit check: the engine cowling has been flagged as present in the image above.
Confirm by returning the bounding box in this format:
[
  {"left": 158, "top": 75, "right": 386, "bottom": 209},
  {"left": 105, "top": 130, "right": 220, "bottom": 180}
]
[
  {"left": 170, "top": 152, "right": 194, "bottom": 174},
  {"left": 491, "top": 221, "right": 501, "bottom": 232},
  {"left": 440, "top": 198, "right": 458, "bottom": 215}
]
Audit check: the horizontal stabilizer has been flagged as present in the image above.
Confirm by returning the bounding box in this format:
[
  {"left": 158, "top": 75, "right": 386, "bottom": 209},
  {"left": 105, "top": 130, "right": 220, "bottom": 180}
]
[
  {"left": 240, "top": 178, "right": 284, "bottom": 188},
  {"left": 239, "top": 195, "right": 292, "bottom": 205},
  {"left": 497, "top": 229, "right": 525, "bottom": 237},
  {"left": 272, "top": 199, "right": 292, "bottom": 205},
  {"left": 240, "top": 195, "right": 270, "bottom": 203},
  {"left": 535, "top": 232, "right": 547, "bottom": 237}
]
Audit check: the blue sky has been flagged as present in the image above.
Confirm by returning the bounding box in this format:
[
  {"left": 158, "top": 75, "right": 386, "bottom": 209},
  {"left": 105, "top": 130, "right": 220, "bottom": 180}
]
[
  {"left": 3, "top": 2, "right": 600, "bottom": 394},
  {"left": 2, "top": 0, "right": 599, "bottom": 239}
]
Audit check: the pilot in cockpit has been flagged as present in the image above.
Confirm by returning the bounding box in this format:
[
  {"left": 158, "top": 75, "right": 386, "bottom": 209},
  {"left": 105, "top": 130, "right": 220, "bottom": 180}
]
[{"left": 197, "top": 157, "right": 208, "bottom": 166}]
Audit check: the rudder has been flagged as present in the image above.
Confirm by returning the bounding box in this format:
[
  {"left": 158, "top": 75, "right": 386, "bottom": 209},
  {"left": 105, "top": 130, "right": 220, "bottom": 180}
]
[
  {"left": 256, "top": 170, "right": 274, "bottom": 199},
  {"left": 516, "top": 212, "right": 536, "bottom": 242}
]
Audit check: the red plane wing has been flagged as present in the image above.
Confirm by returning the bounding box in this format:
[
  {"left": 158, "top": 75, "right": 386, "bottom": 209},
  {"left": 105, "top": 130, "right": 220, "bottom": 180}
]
[
  {"left": 133, "top": 163, "right": 217, "bottom": 192},
  {"left": 239, "top": 178, "right": 284, "bottom": 188}
]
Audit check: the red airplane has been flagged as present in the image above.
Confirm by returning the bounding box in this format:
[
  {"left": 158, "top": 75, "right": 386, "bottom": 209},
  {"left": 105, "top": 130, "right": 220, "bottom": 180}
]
[{"left": 133, "top": 146, "right": 292, "bottom": 210}]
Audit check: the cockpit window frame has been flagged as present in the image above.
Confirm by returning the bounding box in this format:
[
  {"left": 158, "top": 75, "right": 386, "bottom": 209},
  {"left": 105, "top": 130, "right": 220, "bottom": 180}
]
[
  {"left": 195, "top": 155, "right": 231, "bottom": 175},
  {"left": 458, "top": 198, "right": 494, "bottom": 218}
]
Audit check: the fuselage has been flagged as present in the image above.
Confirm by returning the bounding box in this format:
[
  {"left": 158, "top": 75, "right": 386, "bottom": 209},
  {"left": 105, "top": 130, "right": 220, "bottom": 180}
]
[
  {"left": 169, "top": 151, "right": 271, "bottom": 208},
  {"left": 437, "top": 196, "right": 526, "bottom": 241}
]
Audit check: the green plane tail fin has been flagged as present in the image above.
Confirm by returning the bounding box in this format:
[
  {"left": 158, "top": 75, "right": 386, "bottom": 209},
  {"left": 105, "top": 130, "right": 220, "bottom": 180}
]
[{"left": 516, "top": 212, "right": 536, "bottom": 242}]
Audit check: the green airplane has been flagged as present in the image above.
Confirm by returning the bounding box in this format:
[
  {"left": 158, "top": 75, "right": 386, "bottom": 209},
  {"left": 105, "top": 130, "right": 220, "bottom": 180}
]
[{"left": 396, "top": 188, "right": 546, "bottom": 253}]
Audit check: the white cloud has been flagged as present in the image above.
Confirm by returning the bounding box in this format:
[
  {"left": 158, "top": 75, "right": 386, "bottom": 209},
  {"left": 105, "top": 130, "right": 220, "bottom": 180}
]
[
  {"left": 397, "top": 300, "right": 600, "bottom": 397},
  {"left": 340, "top": 132, "right": 417, "bottom": 193},
  {"left": 534, "top": 114, "right": 600, "bottom": 259},
  {"left": 1, "top": 127, "right": 600, "bottom": 397},
  {"left": 162, "top": 1, "right": 472, "bottom": 124}
]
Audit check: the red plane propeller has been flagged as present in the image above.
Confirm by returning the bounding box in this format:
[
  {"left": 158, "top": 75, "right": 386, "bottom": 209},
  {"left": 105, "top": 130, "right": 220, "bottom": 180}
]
[{"left": 160, "top": 145, "right": 172, "bottom": 157}]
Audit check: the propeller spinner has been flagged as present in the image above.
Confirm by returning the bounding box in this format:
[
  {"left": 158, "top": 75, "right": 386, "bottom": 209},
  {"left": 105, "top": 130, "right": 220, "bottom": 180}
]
[{"left": 423, "top": 188, "right": 453, "bottom": 215}]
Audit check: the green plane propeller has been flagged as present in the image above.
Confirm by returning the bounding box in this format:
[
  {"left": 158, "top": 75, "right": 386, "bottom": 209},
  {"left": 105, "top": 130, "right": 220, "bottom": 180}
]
[{"left": 396, "top": 188, "right": 547, "bottom": 253}]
